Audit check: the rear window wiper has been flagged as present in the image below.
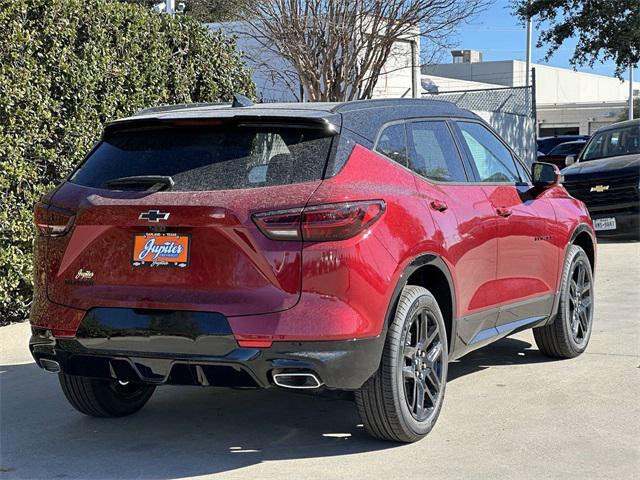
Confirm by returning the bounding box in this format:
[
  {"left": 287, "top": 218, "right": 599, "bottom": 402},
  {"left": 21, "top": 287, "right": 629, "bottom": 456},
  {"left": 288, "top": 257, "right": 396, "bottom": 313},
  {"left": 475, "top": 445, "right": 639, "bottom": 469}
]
[{"left": 104, "top": 175, "right": 175, "bottom": 192}]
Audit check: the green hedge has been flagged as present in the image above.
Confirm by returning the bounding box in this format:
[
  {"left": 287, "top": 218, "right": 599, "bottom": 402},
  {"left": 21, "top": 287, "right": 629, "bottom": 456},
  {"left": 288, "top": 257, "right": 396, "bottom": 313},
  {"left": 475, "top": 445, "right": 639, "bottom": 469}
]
[{"left": 0, "top": 0, "right": 255, "bottom": 324}]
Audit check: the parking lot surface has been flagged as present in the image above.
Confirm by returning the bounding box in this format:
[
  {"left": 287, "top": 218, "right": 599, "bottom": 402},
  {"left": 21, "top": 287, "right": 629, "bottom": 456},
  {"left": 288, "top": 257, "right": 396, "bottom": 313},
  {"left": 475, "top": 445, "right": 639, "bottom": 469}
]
[{"left": 1, "top": 241, "right": 639, "bottom": 480}]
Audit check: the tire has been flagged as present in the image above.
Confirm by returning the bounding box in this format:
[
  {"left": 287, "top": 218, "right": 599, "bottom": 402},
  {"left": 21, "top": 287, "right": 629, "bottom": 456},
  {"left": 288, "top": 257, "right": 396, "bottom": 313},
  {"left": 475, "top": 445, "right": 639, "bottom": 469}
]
[
  {"left": 59, "top": 373, "right": 155, "bottom": 417},
  {"left": 355, "top": 285, "right": 448, "bottom": 442},
  {"left": 533, "top": 244, "right": 594, "bottom": 358}
]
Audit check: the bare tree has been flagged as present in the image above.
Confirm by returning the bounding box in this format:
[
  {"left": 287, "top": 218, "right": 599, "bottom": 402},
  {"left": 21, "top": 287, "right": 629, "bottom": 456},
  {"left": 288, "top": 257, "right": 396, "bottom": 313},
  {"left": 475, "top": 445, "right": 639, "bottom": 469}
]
[{"left": 241, "top": 0, "right": 489, "bottom": 101}]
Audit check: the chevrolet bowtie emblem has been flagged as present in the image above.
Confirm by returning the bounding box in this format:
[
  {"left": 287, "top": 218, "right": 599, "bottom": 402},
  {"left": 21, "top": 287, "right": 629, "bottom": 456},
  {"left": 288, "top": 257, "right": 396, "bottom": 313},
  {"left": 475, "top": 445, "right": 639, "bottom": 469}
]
[
  {"left": 139, "top": 210, "right": 170, "bottom": 222},
  {"left": 590, "top": 185, "right": 609, "bottom": 193}
]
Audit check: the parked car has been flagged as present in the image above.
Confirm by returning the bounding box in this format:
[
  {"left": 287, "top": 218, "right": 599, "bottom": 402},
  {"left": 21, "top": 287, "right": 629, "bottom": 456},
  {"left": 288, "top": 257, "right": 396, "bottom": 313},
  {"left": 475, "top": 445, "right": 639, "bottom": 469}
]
[
  {"left": 538, "top": 135, "right": 590, "bottom": 155},
  {"left": 30, "top": 97, "right": 596, "bottom": 443},
  {"left": 562, "top": 119, "right": 640, "bottom": 238},
  {"left": 538, "top": 140, "right": 587, "bottom": 168}
]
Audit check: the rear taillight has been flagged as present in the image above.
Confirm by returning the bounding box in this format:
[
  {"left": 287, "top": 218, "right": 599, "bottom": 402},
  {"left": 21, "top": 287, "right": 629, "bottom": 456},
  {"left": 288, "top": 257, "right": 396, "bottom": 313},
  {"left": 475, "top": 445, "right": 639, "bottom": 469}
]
[
  {"left": 301, "top": 201, "right": 385, "bottom": 241},
  {"left": 34, "top": 202, "right": 75, "bottom": 236},
  {"left": 253, "top": 200, "right": 385, "bottom": 242},
  {"left": 252, "top": 208, "right": 303, "bottom": 241}
]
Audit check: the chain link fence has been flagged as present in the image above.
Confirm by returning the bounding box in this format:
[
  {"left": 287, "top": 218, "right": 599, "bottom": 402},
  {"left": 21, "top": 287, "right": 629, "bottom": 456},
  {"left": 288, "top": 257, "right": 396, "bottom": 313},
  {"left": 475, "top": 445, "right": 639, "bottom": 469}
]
[
  {"left": 425, "top": 85, "right": 534, "bottom": 117},
  {"left": 423, "top": 84, "right": 537, "bottom": 165}
]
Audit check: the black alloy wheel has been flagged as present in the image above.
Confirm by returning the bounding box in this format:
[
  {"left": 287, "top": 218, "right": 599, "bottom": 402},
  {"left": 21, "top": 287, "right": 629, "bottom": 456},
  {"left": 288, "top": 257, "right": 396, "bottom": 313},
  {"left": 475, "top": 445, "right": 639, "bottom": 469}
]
[
  {"left": 534, "top": 244, "right": 594, "bottom": 358},
  {"left": 356, "top": 285, "right": 448, "bottom": 442},
  {"left": 401, "top": 309, "right": 445, "bottom": 422},
  {"left": 568, "top": 258, "right": 593, "bottom": 346}
]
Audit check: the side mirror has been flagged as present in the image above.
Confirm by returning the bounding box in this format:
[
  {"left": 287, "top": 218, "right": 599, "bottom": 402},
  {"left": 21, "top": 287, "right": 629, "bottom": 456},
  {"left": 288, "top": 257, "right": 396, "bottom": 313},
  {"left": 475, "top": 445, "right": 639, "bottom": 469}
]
[
  {"left": 531, "top": 162, "right": 562, "bottom": 189},
  {"left": 565, "top": 154, "right": 576, "bottom": 166}
]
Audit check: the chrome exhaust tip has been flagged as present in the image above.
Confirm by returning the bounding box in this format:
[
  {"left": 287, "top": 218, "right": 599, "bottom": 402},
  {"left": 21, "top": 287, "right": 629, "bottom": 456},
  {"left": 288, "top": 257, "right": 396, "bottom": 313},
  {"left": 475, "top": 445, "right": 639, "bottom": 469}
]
[
  {"left": 39, "top": 358, "right": 61, "bottom": 373},
  {"left": 272, "top": 372, "right": 323, "bottom": 389}
]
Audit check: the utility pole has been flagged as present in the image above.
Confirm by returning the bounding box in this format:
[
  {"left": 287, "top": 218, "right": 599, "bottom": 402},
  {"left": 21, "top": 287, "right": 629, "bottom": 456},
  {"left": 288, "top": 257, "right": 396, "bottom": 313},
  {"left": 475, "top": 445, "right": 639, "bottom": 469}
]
[
  {"left": 525, "top": 16, "right": 532, "bottom": 87},
  {"left": 525, "top": 8, "right": 535, "bottom": 164},
  {"left": 630, "top": 64, "right": 635, "bottom": 121},
  {"left": 166, "top": 0, "right": 175, "bottom": 15}
]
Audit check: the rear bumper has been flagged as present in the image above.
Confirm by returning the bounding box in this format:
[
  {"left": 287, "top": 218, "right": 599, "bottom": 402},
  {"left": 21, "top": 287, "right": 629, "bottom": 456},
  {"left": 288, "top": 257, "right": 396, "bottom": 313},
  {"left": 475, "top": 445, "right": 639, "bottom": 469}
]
[{"left": 29, "top": 308, "right": 385, "bottom": 390}]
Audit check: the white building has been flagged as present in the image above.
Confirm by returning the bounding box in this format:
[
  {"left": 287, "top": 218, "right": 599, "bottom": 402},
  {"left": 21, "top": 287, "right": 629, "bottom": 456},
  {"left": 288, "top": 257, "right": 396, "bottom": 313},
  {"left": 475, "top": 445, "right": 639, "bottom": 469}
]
[
  {"left": 421, "top": 74, "right": 504, "bottom": 94},
  {"left": 208, "top": 22, "right": 420, "bottom": 102},
  {"left": 423, "top": 53, "right": 639, "bottom": 136}
]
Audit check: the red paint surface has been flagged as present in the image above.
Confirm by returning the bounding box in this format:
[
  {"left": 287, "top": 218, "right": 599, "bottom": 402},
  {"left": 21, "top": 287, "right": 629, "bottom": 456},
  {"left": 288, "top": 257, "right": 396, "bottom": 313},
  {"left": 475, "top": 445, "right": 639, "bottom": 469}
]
[{"left": 31, "top": 144, "right": 593, "bottom": 342}]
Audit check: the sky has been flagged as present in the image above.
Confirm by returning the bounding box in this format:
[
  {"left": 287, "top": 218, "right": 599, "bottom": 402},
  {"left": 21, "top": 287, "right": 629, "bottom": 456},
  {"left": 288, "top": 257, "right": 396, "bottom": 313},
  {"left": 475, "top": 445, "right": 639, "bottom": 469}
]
[{"left": 449, "top": 0, "right": 634, "bottom": 81}]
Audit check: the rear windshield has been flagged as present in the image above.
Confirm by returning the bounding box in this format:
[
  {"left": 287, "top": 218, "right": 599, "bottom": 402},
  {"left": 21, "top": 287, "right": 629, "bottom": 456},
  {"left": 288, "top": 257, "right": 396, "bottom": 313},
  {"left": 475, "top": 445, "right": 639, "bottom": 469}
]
[
  {"left": 581, "top": 124, "right": 640, "bottom": 161},
  {"left": 548, "top": 142, "right": 585, "bottom": 156},
  {"left": 70, "top": 124, "right": 334, "bottom": 191}
]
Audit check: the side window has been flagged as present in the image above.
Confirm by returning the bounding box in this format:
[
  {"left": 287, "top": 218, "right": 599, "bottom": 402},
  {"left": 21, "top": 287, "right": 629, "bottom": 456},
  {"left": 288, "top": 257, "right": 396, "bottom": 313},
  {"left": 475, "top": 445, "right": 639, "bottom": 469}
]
[
  {"left": 407, "top": 121, "right": 467, "bottom": 182},
  {"left": 375, "top": 123, "right": 409, "bottom": 167},
  {"left": 457, "top": 121, "right": 521, "bottom": 183},
  {"left": 514, "top": 158, "right": 531, "bottom": 184}
]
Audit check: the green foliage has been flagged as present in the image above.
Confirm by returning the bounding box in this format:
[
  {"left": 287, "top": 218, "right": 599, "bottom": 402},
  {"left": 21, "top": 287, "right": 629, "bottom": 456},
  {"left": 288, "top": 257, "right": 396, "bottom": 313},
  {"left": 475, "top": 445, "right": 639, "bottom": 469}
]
[
  {"left": 183, "top": 0, "right": 248, "bottom": 22},
  {"left": 0, "top": 0, "right": 254, "bottom": 324},
  {"left": 120, "top": 0, "right": 248, "bottom": 22},
  {"left": 513, "top": 0, "right": 640, "bottom": 79}
]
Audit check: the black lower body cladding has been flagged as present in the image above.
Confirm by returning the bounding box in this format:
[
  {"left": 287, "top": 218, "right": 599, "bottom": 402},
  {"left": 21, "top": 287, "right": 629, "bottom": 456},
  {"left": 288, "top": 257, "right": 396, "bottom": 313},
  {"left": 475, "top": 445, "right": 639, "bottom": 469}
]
[{"left": 29, "top": 308, "right": 385, "bottom": 390}]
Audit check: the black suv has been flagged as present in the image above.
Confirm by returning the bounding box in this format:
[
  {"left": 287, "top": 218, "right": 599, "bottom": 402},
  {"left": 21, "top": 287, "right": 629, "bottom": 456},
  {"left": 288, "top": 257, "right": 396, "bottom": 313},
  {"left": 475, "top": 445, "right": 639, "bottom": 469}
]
[{"left": 562, "top": 119, "right": 640, "bottom": 238}]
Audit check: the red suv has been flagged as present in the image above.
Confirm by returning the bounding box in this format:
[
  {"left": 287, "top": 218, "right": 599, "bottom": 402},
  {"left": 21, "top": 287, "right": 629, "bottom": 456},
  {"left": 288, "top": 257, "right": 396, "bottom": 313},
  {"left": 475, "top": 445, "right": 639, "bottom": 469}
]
[{"left": 30, "top": 98, "right": 596, "bottom": 442}]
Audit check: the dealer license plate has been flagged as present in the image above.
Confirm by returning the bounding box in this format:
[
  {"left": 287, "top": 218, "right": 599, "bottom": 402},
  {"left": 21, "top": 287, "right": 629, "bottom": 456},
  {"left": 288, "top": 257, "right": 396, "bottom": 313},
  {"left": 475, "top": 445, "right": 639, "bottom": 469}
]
[{"left": 132, "top": 232, "right": 190, "bottom": 267}]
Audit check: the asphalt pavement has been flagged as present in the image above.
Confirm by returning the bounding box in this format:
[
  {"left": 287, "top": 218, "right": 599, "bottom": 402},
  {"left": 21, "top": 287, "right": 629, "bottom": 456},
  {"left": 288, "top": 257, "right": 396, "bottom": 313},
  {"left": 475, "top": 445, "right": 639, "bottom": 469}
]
[{"left": 1, "top": 241, "right": 638, "bottom": 479}]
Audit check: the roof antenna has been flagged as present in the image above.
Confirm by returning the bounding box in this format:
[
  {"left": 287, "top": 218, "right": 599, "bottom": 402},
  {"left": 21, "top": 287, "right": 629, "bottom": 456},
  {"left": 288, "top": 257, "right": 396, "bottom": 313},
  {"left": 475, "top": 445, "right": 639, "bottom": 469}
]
[{"left": 232, "top": 94, "right": 254, "bottom": 108}]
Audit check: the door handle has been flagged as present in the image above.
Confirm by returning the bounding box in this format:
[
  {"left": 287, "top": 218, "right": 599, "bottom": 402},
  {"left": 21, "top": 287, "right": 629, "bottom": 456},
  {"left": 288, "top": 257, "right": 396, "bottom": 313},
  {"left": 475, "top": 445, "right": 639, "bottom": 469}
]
[
  {"left": 496, "top": 207, "right": 512, "bottom": 217},
  {"left": 430, "top": 200, "right": 448, "bottom": 212}
]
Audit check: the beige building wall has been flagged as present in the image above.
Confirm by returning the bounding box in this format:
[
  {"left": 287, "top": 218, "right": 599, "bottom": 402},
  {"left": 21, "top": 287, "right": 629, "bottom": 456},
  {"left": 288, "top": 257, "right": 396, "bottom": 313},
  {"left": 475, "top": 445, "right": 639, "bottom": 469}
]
[
  {"left": 424, "top": 59, "right": 638, "bottom": 136},
  {"left": 537, "top": 102, "right": 627, "bottom": 136}
]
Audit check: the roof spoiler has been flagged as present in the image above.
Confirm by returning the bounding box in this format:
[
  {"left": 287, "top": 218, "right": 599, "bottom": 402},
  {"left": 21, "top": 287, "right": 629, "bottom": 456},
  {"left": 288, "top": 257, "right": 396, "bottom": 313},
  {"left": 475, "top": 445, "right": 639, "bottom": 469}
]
[
  {"left": 133, "top": 94, "right": 254, "bottom": 117},
  {"left": 232, "top": 94, "right": 253, "bottom": 108}
]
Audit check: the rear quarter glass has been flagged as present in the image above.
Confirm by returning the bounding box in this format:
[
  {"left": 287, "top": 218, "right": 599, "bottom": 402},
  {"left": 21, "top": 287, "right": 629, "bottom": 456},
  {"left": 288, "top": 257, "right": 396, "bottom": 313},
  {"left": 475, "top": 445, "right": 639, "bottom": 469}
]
[{"left": 70, "top": 124, "right": 335, "bottom": 191}]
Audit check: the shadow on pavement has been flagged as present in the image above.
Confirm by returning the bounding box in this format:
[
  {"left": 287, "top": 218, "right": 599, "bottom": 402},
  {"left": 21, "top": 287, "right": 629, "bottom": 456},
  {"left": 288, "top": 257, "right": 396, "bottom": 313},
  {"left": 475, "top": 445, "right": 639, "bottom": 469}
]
[
  {"left": 0, "top": 336, "right": 554, "bottom": 479},
  {"left": 448, "top": 336, "right": 552, "bottom": 381}
]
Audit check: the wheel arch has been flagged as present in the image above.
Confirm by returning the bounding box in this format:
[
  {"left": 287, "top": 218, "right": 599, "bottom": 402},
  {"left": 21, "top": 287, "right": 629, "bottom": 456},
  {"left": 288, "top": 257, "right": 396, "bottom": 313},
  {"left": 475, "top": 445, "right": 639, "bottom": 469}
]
[
  {"left": 546, "top": 223, "right": 596, "bottom": 326},
  {"left": 570, "top": 224, "right": 596, "bottom": 272},
  {"left": 383, "top": 253, "right": 457, "bottom": 355}
]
